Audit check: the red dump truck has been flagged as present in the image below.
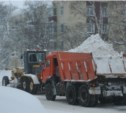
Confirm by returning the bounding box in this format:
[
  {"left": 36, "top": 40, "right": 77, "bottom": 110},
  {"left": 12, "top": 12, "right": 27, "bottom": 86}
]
[{"left": 40, "top": 51, "right": 126, "bottom": 107}]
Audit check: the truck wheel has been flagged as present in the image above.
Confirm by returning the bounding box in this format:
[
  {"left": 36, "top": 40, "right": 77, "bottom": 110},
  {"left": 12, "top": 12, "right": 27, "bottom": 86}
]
[
  {"left": 27, "top": 78, "right": 38, "bottom": 94},
  {"left": 78, "top": 85, "right": 97, "bottom": 107},
  {"left": 2, "top": 76, "right": 9, "bottom": 86},
  {"left": 78, "top": 85, "right": 90, "bottom": 107},
  {"left": 66, "top": 84, "right": 78, "bottom": 105},
  {"left": 45, "top": 83, "right": 56, "bottom": 101}
]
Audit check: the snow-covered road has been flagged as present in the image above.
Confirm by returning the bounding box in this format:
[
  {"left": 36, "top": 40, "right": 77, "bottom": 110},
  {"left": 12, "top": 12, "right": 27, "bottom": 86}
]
[{"left": 36, "top": 95, "right": 126, "bottom": 113}]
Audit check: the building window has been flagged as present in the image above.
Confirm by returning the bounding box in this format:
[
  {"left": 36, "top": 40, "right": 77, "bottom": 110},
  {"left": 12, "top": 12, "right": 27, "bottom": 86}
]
[
  {"left": 123, "top": 4, "right": 126, "bottom": 21},
  {"left": 61, "top": 24, "right": 64, "bottom": 32},
  {"left": 61, "top": 6, "right": 64, "bottom": 15},
  {"left": 87, "top": 22, "right": 95, "bottom": 33},
  {"left": 54, "top": 7, "right": 57, "bottom": 16},
  {"left": 87, "top": 5, "right": 94, "bottom": 16},
  {"left": 53, "top": 24, "right": 57, "bottom": 33},
  {"left": 101, "top": 24, "right": 108, "bottom": 34},
  {"left": 101, "top": 5, "right": 108, "bottom": 17}
]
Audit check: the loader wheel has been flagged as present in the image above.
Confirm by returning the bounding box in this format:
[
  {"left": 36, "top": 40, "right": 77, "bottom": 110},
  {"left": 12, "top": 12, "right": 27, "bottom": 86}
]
[
  {"left": 20, "top": 78, "right": 28, "bottom": 92},
  {"left": 45, "top": 83, "right": 56, "bottom": 101},
  {"left": 27, "top": 78, "right": 38, "bottom": 94},
  {"left": 2, "top": 76, "right": 9, "bottom": 86},
  {"left": 78, "top": 85, "right": 97, "bottom": 107},
  {"left": 66, "top": 84, "right": 78, "bottom": 105}
]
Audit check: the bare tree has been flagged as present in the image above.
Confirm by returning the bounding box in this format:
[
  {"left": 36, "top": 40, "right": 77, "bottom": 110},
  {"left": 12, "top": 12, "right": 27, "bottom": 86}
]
[
  {"left": 0, "top": 2, "right": 16, "bottom": 69},
  {"left": 108, "top": 1, "right": 126, "bottom": 51},
  {"left": 22, "top": 1, "right": 49, "bottom": 50},
  {"left": 61, "top": 24, "right": 89, "bottom": 50}
]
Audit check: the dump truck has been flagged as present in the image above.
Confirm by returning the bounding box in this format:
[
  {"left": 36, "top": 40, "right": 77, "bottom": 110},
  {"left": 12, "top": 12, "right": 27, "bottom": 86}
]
[
  {"left": 2, "top": 50, "right": 46, "bottom": 94},
  {"left": 40, "top": 51, "right": 126, "bottom": 107}
]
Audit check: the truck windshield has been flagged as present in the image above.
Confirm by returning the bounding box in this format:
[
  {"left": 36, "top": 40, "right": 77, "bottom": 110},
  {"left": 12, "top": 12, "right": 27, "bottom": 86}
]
[{"left": 29, "top": 53, "right": 45, "bottom": 63}]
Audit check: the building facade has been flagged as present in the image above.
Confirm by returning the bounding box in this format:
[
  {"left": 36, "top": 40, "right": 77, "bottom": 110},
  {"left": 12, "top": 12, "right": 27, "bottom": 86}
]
[{"left": 50, "top": 1, "right": 126, "bottom": 51}]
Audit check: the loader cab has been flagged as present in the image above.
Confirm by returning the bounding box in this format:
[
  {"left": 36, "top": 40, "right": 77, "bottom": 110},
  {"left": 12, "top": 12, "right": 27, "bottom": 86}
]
[{"left": 24, "top": 50, "right": 46, "bottom": 74}]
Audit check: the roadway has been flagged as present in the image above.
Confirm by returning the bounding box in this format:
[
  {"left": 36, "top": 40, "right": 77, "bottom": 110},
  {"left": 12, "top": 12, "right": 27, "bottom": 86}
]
[{"left": 36, "top": 95, "right": 126, "bottom": 113}]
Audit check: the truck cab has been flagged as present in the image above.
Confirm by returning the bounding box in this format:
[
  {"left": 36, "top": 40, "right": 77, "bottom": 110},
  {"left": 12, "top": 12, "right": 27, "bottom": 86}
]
[{"left": 24, "top": 50, "right": 46, "bottom": 74}]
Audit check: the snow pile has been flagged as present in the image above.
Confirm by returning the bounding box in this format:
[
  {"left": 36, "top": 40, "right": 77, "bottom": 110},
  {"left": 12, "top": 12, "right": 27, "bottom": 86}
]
[
  {"left": 0, "top": 86, "right": 47, "bottom": 113},
  {"left": 69, "top": 34, "right": 120, "bottom": 57}
]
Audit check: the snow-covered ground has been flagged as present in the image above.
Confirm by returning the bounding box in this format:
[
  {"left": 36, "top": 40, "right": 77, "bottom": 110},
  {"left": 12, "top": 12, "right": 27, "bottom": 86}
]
[
  {"left": 0, "top": 86, "right": 47, "bottom": 113},
  {"left": 0, "top": 84, "right": 126, "bottom": 113},
  {"left": 0, "top": 73, "right": 126, "bottom": 113},
  {"left": 37, "top": 95, "right": 126, "bottom": 113},
  {"left": 0, "top": 34, "right": 126, "bottom": 113}
]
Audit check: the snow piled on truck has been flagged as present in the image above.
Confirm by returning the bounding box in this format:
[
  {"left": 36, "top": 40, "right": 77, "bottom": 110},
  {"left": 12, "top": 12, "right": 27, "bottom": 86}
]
[
  {"left": 69, "top": 34, "right": 121, "bottom": 57},
  {"left": 69, "top": 34, "right": 126, "bottom": 75}
]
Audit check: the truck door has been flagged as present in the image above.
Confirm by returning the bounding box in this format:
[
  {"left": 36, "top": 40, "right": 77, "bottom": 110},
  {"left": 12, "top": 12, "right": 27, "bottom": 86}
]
[
  {"left": 53, "top": 58, "right": 59, "bottom": 77},
  {"left": 42, "top": 59, "right": 51, "bottom": 83}
]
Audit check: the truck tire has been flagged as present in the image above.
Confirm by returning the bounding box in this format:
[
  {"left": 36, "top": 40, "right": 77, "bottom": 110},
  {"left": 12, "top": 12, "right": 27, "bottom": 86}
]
[
  {"left": 45, "top": 82, "right": 56, "bottom": 101},
  {"left": 66, "top": 84, "right": 78, "bottom": 105},
  {"left": 27, "top": 78, "right": 38, "bottom": 94},
  {"left": 2, "top": 76, "right": 9, "bottom": 86},
  {"left": 78, "top": 85, "right": 97, "bottom": 107}
]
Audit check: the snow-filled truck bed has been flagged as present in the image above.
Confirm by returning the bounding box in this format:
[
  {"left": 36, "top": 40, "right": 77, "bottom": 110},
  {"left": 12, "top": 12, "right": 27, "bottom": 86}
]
[
  {"left": 41, "top": 51, "right": 126, "bottom": 107},
  {"left": 94, "top": 56, "right": 126, "bottom": 77}
]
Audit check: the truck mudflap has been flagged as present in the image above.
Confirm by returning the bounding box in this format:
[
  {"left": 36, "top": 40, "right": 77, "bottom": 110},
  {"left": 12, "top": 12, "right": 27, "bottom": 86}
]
[
  {"left": 89, "top": 87, "right": 101, "bottom": 95},
  {"left": 123, "top": 86, "right": 126, "bottom": 94}
]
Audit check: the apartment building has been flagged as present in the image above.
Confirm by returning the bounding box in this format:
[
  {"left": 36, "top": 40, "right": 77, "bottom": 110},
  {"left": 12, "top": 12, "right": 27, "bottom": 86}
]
[
  {"left": 50, "top": 1, "right": 126, "bottom": 51},
  {"left": 49, "top": 1, "right": 109, "bottom": 50},
  {"left": 86, "top": 1, "right": 108, "bottom": 39}
]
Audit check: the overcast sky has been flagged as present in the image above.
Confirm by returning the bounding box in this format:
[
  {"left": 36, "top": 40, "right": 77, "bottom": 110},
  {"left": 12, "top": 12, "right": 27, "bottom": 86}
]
[
  {"left": 1, "top": 0, "right": 52, "bottom": 9},
  {"left": 0, "top": 0, "right": 24, "bottom": 9}
]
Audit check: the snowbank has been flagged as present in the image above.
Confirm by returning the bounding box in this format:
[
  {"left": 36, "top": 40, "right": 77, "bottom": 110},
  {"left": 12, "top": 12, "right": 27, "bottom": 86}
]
[
  {"left": 69, "top": 34, "right": 121, "bottom": 57},
  {"left": 0, "top": 86, "right": 47, "bottom": 113}
]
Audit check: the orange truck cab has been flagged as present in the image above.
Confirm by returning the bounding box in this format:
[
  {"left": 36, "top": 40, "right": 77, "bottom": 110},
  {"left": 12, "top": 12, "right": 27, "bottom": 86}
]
[{"left": 40, "top": 51, "right": 126, "bottom": 107}]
